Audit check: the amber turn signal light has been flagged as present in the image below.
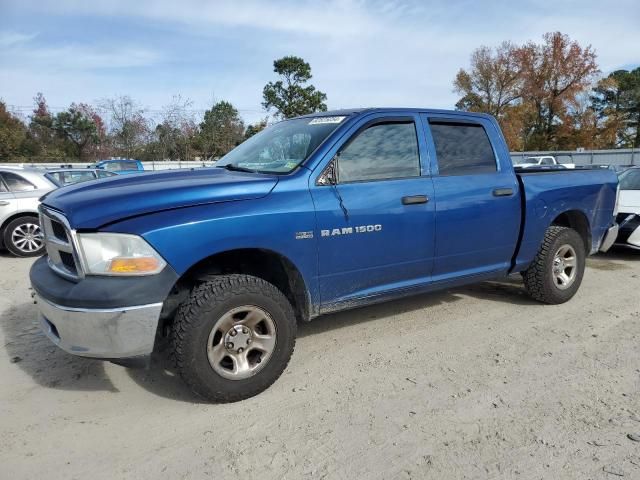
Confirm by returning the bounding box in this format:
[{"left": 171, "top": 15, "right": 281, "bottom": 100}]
[{"left": 107, "top": 257, "right": 161, "bottom": 274}]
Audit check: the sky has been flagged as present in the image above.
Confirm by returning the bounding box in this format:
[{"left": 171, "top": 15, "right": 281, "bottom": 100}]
[{"left": 1, "top": 0, "right": 639, "bottom": 125}]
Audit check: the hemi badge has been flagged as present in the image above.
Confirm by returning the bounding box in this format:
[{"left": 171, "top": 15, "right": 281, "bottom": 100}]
[{"left": 295, "top": 231, "right": 314, "bottom": 240}]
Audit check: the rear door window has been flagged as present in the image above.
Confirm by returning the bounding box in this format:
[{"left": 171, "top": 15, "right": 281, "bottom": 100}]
[
  {"left": 103, "top": 162, "right": 125, "bottom": 171},
  {"left": 429, "top": 121, "right": 497, "bottom": 176},
  {"left": 2, "top": 172, "right": 37, "bottom": 192},
  {"left": 65, "top": 171, "right": 97, "bottom": 184},
  {"left": 45, "top": 172, "right": 64, "bottom": 186},
  {"left": 0, "top": 175, "right": 9, "bottom": 192},
  {"left": 119, "top": 161, "right": 139, "bottom": 170}
]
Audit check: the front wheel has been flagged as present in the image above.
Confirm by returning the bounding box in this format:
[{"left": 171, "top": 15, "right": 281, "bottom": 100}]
[
  {"left": 171, "top": 274, "right": 296, "bottom": 402},
  {"left": 3, "top": 216, "right": 45, "bottom": 257},
  {"left": 523, "top": 226, "right": 586, "bottom": 304}
]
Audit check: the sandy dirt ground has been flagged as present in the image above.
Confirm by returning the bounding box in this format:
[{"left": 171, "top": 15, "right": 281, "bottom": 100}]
[{"left": 1, "top": 250, "right": 639, "bottom": 480}]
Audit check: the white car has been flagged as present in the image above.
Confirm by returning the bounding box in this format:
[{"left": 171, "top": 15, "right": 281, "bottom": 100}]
[
  {"left": 0, "top": 167, "right": 57, "bottom": 257},
  {"left": 513, "top": 155, "right": 576, "bottom": 169},
  {"left": 615, "top": 167, "right": 640, "bottom": 250}
]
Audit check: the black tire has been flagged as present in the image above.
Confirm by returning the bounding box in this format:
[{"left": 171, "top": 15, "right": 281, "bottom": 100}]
[
  {"left": 523, "top": 226, "right": 586, "bottom": 304},
  {"left": 2, "top": 216, "right": 45, "bottom": 257},
  {"left": 171, "top": 274, "right": 296, "bottom": 402}
]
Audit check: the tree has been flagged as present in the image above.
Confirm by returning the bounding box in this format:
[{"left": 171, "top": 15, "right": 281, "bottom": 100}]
[
  {"left": 99, "top": 95, "right": 148, "bottom": 158},
  {"left": 0, "top": 102, "right": 28, "bottom": 161},
  {"left": 29, "top": 92, "right": 60, "bottom": 160},
  {"left": 244, "top": 118, "right": 268, "bottom": 140},
  {"left": 591, "top": 68, "right": 640, "bottom": 147},
  {"left": 52, "top": 103, "right": 104, "bottom": 160},
  {"left": 454, "top": 42, "right": 523, "bottom": 117},
  {"left": 154, "top": 95, "right": 197, "bottom": 161},
  {"left": 153, "top": 123, "right": 180, "bottom": 160},
  {"left": 555, "top": 93, "right": 602, "bottom": 150},
  {"left": 453, "top": 42, "right": 526, "bottom": 149},
  {"left": 518, "top": 32, "right": 599, "bottom": 149},
  {"left": 262, "top": 56, "right": 327, "bottom": 118},
  {"left": 453, "top": 32, "right": 600, "bottom": 150},
  {"left": 199, "top": 100, "right": 245, "bottom": 159}
]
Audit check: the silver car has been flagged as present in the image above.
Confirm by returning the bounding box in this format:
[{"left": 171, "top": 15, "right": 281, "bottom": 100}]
[
  {"left": 45, "top": 168, "right": 118, "bottom": 187},
  {"left": 0, "top": 167, "right": 57, "bottom": 257}
]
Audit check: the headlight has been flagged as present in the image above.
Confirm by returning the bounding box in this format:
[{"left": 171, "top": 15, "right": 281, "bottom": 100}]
[{"left": 76, "top": 233, "right": 166, "bottom": 276}]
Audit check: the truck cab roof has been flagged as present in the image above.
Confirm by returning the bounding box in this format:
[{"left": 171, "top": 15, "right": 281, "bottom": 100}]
[{"left": 295, "top": 108, "right": 496, "bottom": 123}]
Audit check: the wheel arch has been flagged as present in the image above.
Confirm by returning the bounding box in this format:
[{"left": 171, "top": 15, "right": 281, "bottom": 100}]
[
  {"left": 550, "top": 210, "right": 591, "bottom": 253},
  {"left": 162, "top": 248, "right": 312, "bottom": 328},
  {"left": 1, "top": 210, "right": 40, "bottom": 233},
  {"left": 0, "top": 211, "right": 41, "bottom": 249}
]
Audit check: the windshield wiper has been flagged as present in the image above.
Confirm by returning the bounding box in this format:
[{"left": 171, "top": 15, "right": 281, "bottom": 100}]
[{"left": 216, "top": 163, "right": 258, "bottom": 173}]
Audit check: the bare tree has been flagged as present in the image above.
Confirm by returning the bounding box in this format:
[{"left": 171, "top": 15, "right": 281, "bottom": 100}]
[
  {"left": 157, "top": 95, "right": 197, "bottom": 161},
  {"left": 99, "top": 95, "right": 148, "bottom": 158}
]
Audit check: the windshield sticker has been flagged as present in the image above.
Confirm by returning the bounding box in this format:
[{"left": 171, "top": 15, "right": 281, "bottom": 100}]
[
  {"left": 309, "top": 116, "right": 346, "bottom": 125},
  {"left": 284, "top": 161, "right": 298, "bottom": 169}
]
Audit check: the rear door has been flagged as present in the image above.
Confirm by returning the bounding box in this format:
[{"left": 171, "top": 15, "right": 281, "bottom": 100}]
[
  {"left": 0, "top": 174, "right": 17, "bottom": 226},
  {"left": 421, "top": 114, "right": 520, "bottom": 281},
  {"left": 310, "top": 113, "right": 435, "bottom": 308},
  {"left": 1, "top": 171, "right": 43, "bottom": 213}
]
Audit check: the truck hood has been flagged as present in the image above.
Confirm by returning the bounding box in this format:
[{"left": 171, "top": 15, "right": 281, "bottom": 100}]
[{"left": 41, "top": 168, "right": 278, "bottom": 229}]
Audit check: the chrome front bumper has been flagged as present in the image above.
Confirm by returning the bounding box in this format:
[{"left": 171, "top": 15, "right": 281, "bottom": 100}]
[
  {"left": 36, "top": 294, "right": 163, "bottom": 359},
  {"left": 598, "top": 224, "right": 619, "bottom": 253}
]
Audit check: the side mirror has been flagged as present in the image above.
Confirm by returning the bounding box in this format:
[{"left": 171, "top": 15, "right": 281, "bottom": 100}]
[{"left": 317, "top": 156, "right": 338, "bottom": 186}]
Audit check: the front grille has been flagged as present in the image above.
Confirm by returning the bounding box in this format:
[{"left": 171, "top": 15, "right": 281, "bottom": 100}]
[
  {"left": 50, "top": 220, "right": 68, "bottom": 243},
  {"left": 39, "top": 206, "right": 82, "bottom": 281},
  {"left": 59, "top": 251, "right": 78, "bottom": 275}
]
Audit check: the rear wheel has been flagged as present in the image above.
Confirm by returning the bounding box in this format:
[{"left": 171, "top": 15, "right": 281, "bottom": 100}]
[
  {"left": 523, "top": 226, "right": 586, "bottom": 304},
  {"left": 171, "top": 274, "right": 296, "bottom": 402},
  {"left": 3, "top": 216, "right": 45, "bottom": 257}
]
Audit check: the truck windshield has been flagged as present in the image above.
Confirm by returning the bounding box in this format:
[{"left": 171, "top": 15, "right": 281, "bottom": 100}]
[{"left": 216, "top": 117, "right": 345, "bottom": 174}]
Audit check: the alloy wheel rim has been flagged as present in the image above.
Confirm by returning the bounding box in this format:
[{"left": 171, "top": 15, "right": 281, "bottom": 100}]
[
  {"left": 11, "top": 223, "right": 44, "bottom": 253},
  {"left": 206, "top": 305, "right": 277, "bottom": 380},
  {"left": 552, "top": 244, "right": 577, "bottom": 290}
]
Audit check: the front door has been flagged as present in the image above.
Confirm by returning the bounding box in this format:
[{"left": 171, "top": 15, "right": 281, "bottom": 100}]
[{"left": 310, "top": 114, "right": 435, "bottom": 309}]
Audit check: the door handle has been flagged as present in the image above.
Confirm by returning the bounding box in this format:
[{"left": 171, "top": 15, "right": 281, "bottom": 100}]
[
  {"left": 402, "top": 195, "right": 429, "bottom": 205},
  {"left": 492, "top": 188, "right": 514, "bottom": 197},
  {"left": 0, "top": 201, "right": 10, "bottom": 206}
]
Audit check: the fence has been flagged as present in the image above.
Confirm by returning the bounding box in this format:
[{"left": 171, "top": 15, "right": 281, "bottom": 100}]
[
  {"left": 2, "top": 148, "right": 640, "bottom": 171},
  {"left": 510, "top": 148, "right": 640, "bottom": 166},
  {"left": 0, "top": 161, "right": 213, "bottom": 171}
]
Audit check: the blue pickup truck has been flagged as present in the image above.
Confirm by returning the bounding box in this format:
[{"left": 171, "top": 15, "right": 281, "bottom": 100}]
[{"left": 30, "top": 108, "right": 619, "bottom": 402}]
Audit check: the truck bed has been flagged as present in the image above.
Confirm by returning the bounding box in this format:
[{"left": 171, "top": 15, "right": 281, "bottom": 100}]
[{"left": 513, "top": 167, "right": 618, "bottom": 272}]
